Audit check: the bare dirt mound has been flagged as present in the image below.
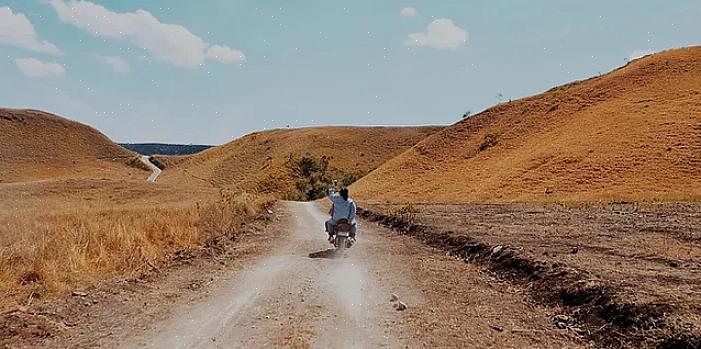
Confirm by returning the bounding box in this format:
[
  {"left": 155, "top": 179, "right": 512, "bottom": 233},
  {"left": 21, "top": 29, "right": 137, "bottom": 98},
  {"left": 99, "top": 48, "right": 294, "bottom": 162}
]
[
  {"left": 160, "top": 126, "right": 441, "bottom": 198},
  {"left": 354, "top": 46, "right": 701, "bottom": 203},
  {"left": 0, "top": 109, "right": 139, "bottom": 182}
]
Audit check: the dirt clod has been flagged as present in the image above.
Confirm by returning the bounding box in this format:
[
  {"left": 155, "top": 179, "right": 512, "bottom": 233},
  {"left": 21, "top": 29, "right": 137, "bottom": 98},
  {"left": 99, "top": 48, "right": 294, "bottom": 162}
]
[{"left": 19, "top": 271, "right": 42, "bottom": 285}]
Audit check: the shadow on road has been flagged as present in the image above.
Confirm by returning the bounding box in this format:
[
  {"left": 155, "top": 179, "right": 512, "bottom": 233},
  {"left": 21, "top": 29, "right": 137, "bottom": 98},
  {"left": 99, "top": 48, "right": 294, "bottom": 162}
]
[{"left": 308, "top": 249, "right": 340, "bottom": 259}]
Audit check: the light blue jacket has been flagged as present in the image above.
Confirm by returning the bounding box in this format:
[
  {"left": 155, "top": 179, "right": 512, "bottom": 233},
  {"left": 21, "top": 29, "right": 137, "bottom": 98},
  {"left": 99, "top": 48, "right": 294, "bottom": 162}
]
[{"left": 327, "top": 188, "right": 357, "bottom": 224}]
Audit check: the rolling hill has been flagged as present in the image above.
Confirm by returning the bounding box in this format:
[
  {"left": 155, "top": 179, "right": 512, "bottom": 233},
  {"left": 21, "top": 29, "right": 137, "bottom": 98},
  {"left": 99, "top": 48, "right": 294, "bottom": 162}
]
[
  {"left": 0, "top": 109, "right": 141, "bottom": 182},
  {"left": 160, "top": 126, "right": 442, "bottom": 198},
  {"left": 353, "top": 46, "right": 701, "bottom": 203}
]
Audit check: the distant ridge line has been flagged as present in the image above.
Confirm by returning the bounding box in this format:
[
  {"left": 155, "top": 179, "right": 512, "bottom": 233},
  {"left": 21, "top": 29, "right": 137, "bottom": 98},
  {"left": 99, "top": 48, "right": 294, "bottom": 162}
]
[{"left": 120, "top": 143, "right": 213, "bottom": 156}]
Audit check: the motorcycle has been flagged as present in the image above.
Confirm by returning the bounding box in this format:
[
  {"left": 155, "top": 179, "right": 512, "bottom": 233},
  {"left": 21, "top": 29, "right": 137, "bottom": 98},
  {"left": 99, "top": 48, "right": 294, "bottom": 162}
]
[{"left": 332, "top": 218, "right": 354, "bottom": 255}]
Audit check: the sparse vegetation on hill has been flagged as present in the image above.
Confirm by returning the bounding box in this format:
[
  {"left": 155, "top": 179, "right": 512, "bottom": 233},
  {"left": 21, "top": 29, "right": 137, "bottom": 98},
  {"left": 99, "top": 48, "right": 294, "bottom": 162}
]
[
  {"left": 354, "top": 46, "right": 701, "bottom": 203},
  {"left": 283, "top": 153, "right": 363, "bottom": 201},
  {"left": 159, "top": 126, "right": 442, "bottom": 200}
]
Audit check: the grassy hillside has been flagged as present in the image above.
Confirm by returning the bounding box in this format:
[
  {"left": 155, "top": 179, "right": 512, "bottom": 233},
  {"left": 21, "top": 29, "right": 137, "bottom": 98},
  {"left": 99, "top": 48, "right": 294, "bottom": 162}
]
[
  {"left": 0, "top": 109, "right": 261, "bottom": 307},
  {"left": 1, "top": 120, "right": 439, "bottom": 306},
  {"left": 160, "top": 126, "right": 442, "bottom": 199},
  {"left": 353, "top": 46, "right": 701, "bottom": 203},
  {"left": 0, "top": 109, "right": 142, "bottom": 182}
]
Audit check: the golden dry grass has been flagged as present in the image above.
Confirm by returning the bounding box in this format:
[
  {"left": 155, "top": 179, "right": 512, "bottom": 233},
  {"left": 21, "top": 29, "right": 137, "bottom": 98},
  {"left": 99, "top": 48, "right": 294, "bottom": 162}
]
[
  {"left": 354, "top": 46, "right": 701, "bottom": 204},
  {"left": 0, "top": 109, "right": 276, "bottom": 309},
  {"left": 0, "top": 180, "right": 267, "bottom": 308}
]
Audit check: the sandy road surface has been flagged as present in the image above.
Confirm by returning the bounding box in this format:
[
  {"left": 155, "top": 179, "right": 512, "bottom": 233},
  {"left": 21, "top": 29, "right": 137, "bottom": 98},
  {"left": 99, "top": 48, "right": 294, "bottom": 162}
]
[{"left": 110, "top": 202, "right": 584, "bottom": 349}]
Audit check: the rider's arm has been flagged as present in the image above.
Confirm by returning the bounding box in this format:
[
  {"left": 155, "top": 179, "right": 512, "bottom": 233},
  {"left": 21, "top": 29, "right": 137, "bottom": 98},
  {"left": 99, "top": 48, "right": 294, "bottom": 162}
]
[
  {"left": 327, "top": 180, "right": 339, "bottom": 200},
  {"left": 348, "top": 200, "right": 357, "bottom": 221}
]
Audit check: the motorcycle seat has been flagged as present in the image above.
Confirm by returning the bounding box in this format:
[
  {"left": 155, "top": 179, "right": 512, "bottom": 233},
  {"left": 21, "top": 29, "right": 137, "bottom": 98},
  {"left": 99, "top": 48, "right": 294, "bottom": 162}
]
[{"left": 335, "top": 219, "right": 352, "bottom": 233}]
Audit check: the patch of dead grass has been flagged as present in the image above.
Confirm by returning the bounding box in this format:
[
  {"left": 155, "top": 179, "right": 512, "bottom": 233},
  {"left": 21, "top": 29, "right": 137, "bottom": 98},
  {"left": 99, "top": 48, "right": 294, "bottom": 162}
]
[{"left": 0, "top": 185, "right": 268, "bottom": 309}]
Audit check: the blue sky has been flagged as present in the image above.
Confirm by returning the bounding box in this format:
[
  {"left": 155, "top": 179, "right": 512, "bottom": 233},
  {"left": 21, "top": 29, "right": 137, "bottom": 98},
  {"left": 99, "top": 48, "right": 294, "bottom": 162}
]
[{"left": 1, "top": 1, "right": 699, "bottom": 144}]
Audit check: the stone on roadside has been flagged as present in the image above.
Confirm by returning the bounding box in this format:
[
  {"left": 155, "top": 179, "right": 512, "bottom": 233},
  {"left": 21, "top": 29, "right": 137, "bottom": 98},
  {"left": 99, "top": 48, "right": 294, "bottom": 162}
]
[
  {"left": 553, "top": 314, "right": 573, "bottom": 329},
  {"left": 491, "top": 245, "right": 504, "bottom": 257},
  {"left": 553, "top": 314, "right": 572, "bottom": 323},
  {"left": 390, "top": 293, "right": 399, "bottom": 302},
  {"left": 395, "top": 301, "right": 408, "bottom": 311},
  {"left": 490, "top": 325, "right": 504, "bottom": 332}
]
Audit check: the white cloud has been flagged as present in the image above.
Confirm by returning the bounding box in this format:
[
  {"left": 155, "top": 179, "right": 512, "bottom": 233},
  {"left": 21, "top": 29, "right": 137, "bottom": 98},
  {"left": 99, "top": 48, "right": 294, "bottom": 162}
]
[
  {"left": 48, "top": 0, "right": 245, "bottom": 68},
  {"left": 206, "top": 45, "right": 245, "bottom": 64},
  {"left": 0, "top": 7, "right": 63, "bottom": 55},
  {"left": 400, "top": 7, "right": 418, "bottom": 17},
  {"left": 15, "top": 57, "right": 66, "bottom": 78},
  {"left": 628, "top": 48, "right": 654, "bottom": 61},
  {"left": 405, "top": 19, "right": 469, "bottom": 50},
  {"left": 93, "top": 54, "right": 130, "bottom": 73}
]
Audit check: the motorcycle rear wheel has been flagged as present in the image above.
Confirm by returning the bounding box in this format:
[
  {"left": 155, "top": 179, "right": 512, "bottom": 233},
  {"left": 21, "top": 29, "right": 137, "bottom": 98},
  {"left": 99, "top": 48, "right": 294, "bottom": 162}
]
[{"left": 336, "top": 236, "right": 347, "bottom": 256}]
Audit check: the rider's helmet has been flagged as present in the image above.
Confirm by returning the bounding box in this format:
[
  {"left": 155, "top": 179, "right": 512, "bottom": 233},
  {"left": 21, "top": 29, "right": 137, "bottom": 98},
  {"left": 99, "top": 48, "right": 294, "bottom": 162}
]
[{"left": 340, "top": 188, "right": 349, "bottom": 201}]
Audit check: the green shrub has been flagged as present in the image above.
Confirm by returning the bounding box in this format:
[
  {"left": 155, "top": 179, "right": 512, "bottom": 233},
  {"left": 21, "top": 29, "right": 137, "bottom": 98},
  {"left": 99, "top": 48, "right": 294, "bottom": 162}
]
[
  {"left": 284, "top": 154, "right": 367, "bottom": 201},
  {"left": 285, "top": 154, "right": 332, "bottom": 201}
]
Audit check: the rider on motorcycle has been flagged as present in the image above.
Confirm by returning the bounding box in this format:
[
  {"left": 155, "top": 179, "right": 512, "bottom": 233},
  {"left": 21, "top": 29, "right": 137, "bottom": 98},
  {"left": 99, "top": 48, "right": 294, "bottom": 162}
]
[{"left": 325, "top": 181, "right": 357, "bottom": 243}]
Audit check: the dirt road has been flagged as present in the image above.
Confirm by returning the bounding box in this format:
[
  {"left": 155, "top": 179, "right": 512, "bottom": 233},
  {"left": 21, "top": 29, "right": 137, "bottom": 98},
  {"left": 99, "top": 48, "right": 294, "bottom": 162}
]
[
  {"left": 107, "top": 202, "right": 584, "bottom": 349},
  {"left": 139, "top": 155, "right": 162, "bottom": 182},
  {"left": 3, "top": 201, "right": 586, "bottom": 348}
]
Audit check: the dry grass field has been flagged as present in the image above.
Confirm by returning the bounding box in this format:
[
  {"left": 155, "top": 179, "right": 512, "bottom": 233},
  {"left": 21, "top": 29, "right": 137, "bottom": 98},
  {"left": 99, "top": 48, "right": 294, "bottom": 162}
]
[
  {"left": 353, "top": 46, "right": 701, "bottom": 204},
  {"left": 0, "top": 174, "right": 268, "bottom": 309},
  {"left": 0, "top": 109, "right": 273, "bottom": 309}
]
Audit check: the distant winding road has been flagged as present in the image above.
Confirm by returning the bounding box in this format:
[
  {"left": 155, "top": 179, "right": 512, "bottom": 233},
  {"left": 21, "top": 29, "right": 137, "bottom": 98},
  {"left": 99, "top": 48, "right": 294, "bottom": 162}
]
[{"left": 139, "top": 155, "right": 162, "bottom": 182}]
